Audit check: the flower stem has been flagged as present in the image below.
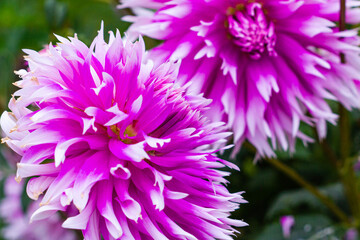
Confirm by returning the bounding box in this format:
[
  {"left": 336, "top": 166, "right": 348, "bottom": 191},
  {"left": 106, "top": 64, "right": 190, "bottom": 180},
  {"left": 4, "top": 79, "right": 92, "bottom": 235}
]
[
  {"left": 339, "top": 0, "right": 346, "bottom": 62},
  {"left": 338, "top": 0, "right": 360, "bottom": 227},
  {"left": 265, "top": 157, "right": 349, "bottom": 224},
  {"left": 314, "top": 128, "right": 339, "bottom": 168},
  {"left": 338, "top": 96, "right": 360, "bottom": 225}
]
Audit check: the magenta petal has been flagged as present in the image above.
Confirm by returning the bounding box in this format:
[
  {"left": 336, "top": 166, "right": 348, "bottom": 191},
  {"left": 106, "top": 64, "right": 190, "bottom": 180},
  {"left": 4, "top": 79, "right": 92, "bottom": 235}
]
[
  {"left": 73, "top": 151, "right": 110, "bottom": 211},
  {"left": 114, "top": 180, "right": 142, "bottom": 222},
  {"left": 84, "top": 209, "right": 101, "bottom": 240},
  {"left": 26, "top": 176, "right": 54, "bottom": 200},
  {"left": 62, "top": 196, "right": 96, "bottom": 230},
  {"left": 0, "top": 111, "right": 27, "bottom": 140},
  {"left": 40, "top": 152, "right": 89, "bottom": 206},
  {"left": 96, "top": 181, "right": 123, "bottom": 239},
  {"left": 109, "top": 139, "right": 149, "bottom": 162},
  {"left": 104, "top": 103, "right": 128, "bottom": 126},
  {"left": 110, "top": 164, "right": 131, "bottom": 179},
  {"left": 16, "top": 163, "right": 59, "bottom": 179},
  {"left": 54, "top": 135, "right": 108, "bottom": 167},
  {"left": 30, "top": 201, "right": 65, "bottom": 222}
]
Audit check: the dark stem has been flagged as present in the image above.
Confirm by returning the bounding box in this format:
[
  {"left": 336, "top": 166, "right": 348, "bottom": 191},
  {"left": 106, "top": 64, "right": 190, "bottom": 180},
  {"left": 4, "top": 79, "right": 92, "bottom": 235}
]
[
  {"left": 313, "top": 128, "right": 339, "bottom": 168},
  {"left": 265, "top": 158, "right": 349, "bottom": 224},
  {"left": 339, "top": 0, "right": 346, "bottom": 62},
  {"left": 338, "top": 0, "right": 360, "bottom": 227}
]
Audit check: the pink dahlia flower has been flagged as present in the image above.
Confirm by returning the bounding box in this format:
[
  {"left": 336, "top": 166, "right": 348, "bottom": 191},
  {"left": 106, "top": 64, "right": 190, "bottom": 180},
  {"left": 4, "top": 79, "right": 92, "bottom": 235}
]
[
  {"left": 1, "top": 23, "right": 246, "bottom": 239},
  {"left": 120, "top": 0, "right": 360, "bottom": 156},
  {"left": 0, "top": 175, "right": 77, "bottom": 240}
]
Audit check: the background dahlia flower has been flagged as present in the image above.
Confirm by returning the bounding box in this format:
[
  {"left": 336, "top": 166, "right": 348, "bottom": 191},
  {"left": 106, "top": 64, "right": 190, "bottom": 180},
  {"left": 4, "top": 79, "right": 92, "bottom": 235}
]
[
  {"left": 120, "top": 0, "right": 360, "bottom": 156},
  {"left": 0, "top": 175, "right": 77, "bottom": 240},
  {"left": 0, "top": 23, "right": 246, "bottom": 239}
]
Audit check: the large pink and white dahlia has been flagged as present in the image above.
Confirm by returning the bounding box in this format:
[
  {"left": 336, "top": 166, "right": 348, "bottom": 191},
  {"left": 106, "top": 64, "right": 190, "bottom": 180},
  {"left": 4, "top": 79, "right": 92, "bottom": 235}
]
[
  {"left": 0, "top": 24, "right": 246, "bottom": 239},
  {"left": 120, "top": 0, "right": 360, "bottom": 156}
]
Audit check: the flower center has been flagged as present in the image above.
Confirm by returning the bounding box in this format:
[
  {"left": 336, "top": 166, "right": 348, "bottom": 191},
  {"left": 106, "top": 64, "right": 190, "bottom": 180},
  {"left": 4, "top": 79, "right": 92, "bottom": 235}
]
[
  {"left": 227, "top": 3, "right": 277, "bottom": 59},
  {"left": 110, "top": 124, "right": 137, "bottom": 144}
]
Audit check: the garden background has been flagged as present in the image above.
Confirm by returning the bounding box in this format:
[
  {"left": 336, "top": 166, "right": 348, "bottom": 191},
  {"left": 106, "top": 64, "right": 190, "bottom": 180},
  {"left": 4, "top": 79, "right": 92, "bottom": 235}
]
[{"left": 0, "top": 0, "right": 359, "bottom": 239}]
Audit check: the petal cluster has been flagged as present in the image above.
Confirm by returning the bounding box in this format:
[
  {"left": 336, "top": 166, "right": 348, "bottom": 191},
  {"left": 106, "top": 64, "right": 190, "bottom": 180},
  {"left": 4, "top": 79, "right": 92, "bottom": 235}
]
[
  {"left": 120, "top": 0, "right": 360, "bottom": 156},
  {"left": 1, "top": 24, "right": 246, "bottom": 239}
]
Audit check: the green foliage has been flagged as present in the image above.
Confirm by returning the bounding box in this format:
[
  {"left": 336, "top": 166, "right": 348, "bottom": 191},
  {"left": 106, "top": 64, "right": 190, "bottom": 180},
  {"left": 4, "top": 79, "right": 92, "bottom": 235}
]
[
  {"left": 256, "top": 214, "right": 345, "bottom": 240},
  {"left": 266, "top": 183, "right": 347, "bottom": 220},
  {"left": 227, "top": 118, "right": 357, "bottom": 239}
]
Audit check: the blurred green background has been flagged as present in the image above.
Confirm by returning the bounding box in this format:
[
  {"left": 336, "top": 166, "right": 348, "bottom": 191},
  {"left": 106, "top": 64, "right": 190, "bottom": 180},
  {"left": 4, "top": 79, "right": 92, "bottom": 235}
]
[{"left": 0, "top": 0, "right": 359, "bottom": 239}]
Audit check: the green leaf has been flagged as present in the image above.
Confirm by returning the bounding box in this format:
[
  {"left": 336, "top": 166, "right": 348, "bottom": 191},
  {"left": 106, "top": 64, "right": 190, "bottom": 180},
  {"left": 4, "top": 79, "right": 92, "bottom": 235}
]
[
  {"left": 266, "top": 183, "right": 347, "bottom": 220},
  {"left": 256, "top": 214, "right": 335, "bottom": 240}
]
